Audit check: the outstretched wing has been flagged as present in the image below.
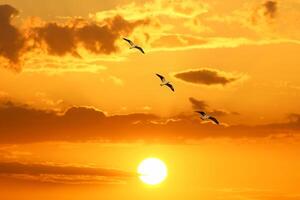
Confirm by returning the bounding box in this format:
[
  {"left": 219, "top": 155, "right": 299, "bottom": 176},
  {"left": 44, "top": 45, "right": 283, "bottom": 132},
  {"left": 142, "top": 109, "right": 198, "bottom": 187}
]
[
  {"left": 195, "top": 111, "right": 206, "bottom": 117},
  {"left": 166, "top": 83, "right": 175, "bottom": 92},
  {"left": 123, "top": 38, "right": 134, "bottom": 46},
  {"left": 209, "top": 116, "right": 219, "bottom": 125},
  {"left": 156, "top": 74, "right": 166, "bottom": 82},
  {"left": 135, "top": 46, "right": 145, "bottom": 54}
]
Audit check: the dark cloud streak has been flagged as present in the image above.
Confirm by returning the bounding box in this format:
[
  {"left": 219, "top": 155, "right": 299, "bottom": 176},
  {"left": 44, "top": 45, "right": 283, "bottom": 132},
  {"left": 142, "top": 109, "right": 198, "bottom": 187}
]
[
  {"left": 0, "top": 161, "right": 134, "bottom": 184},
  {"left": 0, "top": 101, "right": 299, "bottom": 144},
  {"left": 174, "top": 68, "right": 239, "bottom": 86}
]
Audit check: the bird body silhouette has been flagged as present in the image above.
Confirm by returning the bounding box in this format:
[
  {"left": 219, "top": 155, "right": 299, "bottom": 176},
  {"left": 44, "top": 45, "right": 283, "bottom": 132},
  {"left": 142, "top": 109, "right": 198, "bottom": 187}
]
[
  {"left": 156, "top": 73, "right": 174, "bottom": 92},
  {"left": 195, "top": 111, "right": 219, "bottom": 125},
  {"left": 123, "top": 38, "right": 145, "bottom": 54}
]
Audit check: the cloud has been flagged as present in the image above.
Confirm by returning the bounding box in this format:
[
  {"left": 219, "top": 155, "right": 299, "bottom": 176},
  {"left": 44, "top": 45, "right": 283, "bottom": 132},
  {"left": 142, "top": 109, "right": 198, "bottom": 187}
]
[
  {"left": 263, "top": 0, "right": 278, "bottom": 19},
  {"left": 23, "top": 63, "right": 107, "bottom": 75},
  {"left": 0, "top": 161, "right": 133, "bottom": 184},
  {"left": 91, "top": 0, "right": 209, "bottom": 21},
  {"left": 174, "top": 68, "right": 241, "bottom": 86},
  {"left": 32, "top": 15, "right": 150, "bottom": 57},
  {"left": 33, "top": 23, "right": 78, "bottom": 57},
  {"left": 189, "top": 97, "right": 239, "bottom": 117},
  {"left": 252, "top": 0, "right": 278, "bottom": 25},
  {"left": 287, "top": 113, "right": 300, "bottom": 123},
  {"left": 89, "top": 0, "right": 300, "bottom": 51},
  {"left": 1, "top": 1, "right": 298, "bottom": 71},
  {"left": 151, "top": 34, "right": 208, "bottom": 48},
  {"left": 0, "top": 147, "right": 31, "bottom": 160},
  {"left": 0, "top": 100, "right": 300, "bottom": 144},
  {"left": 0, "top": 4, "right": 150, "bottom": 70},
  {"left": 0, "top": 5, "right": 25, "bottom": 70},
  {"left": 210, "top": 109, "right": 233, "bottom": 117},
  {"left": 189, "top": 97, "right": 208, "bottom": 110},
  {"left": 0, "top": 101, "right": 158, "bottom": 143}
]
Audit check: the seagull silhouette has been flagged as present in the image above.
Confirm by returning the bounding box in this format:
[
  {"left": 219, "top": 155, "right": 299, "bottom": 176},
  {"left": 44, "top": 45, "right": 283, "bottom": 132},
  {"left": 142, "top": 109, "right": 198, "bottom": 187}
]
[
  {"left": 195, "top": 111, "right": 219, "bottom": 125},
  {"left": 123, "top": 38, "right": 145, "bottom": 54},
  {"left": 156, "top": 73, "right": 174, "bottom": 92}
]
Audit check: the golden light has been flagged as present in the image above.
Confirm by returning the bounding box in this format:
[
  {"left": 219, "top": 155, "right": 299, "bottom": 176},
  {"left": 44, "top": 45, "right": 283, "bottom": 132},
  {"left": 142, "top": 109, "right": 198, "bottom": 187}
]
[{"left": 138, "top": 158, "right": 168, "bottom": 185}]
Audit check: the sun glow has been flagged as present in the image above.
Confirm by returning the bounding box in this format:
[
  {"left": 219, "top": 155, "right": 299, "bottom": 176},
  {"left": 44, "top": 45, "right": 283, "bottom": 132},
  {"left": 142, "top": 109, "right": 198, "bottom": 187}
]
[{"left": 138, "top": 158, "right": 168, "bottom": 185}]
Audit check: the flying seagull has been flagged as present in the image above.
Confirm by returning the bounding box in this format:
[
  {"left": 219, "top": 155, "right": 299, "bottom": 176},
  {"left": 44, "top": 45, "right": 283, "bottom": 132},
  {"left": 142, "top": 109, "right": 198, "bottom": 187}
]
[
  {"left": 195, "top": 111, "right": 219, "bottom": 125},
  {"left": 156, "top": 73, "right": 174, "bottom": 92},
  {"left": 123, "top": 38, "right": 145, "bottom": 54}
]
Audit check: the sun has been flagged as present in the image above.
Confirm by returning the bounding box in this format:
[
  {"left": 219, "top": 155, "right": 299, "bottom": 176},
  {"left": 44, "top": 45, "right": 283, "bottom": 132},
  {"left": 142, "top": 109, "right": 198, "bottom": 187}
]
[{"left": 138, "top": 158, "right": 168, "bottom": 185}]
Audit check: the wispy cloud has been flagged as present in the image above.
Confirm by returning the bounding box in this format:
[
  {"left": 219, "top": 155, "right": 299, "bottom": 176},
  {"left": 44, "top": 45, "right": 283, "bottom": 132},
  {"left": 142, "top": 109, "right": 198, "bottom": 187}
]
[
  {"left": 1, "top": 1, "right": 299, "bottom": 71},
  {"left": 189, "top": 97, "right": 239, "bottom": 117},
  {"left": 0, "top": 161, "right": 134, "bottom": 184},
  {"left": 189, "top": 97, "right": 208, "bottom": 110}
]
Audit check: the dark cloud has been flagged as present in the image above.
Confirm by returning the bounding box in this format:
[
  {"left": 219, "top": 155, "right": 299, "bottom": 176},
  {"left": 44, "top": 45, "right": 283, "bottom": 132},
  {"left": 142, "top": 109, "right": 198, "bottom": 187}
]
[
  {"left": 252, "top": 0, "right": 278, "bottom": 24},
  {"left": 0, "top": 101, "right": 160, "bottom": 143},
  {"left": 189, "top": 97, "right": 239, "bottom": 117},
  {"left": 0, "top": 4, "right": 25, "bottom": 69},
  {"left": 0, "top": 4, "right": 150, "bottom": 70},
  {"left": 33, "top": 15, "right": 149, "bottom": 57},
  {"left": 263, "top": 0, "right": 277, "bottom": 19},
  {"left": 34, "top": 23, "right": 78, "bottom": 57},
  {"left": 0, "top": 101, "right": 299, "bottom": 144},
  {"left": 174, "top": 68, "right": 239, "bottom": 86},
  {"left": 0, "top": 161, "right": 133, "bottom": 184},
  {"left": 189, "top": 97, "right": 208, "bottom": 110}
]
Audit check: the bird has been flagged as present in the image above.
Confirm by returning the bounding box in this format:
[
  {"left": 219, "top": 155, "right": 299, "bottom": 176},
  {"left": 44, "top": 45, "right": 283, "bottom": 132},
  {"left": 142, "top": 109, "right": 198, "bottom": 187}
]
[
  {"left": 156, "top": 73, "right": 175, "bottom": 92},
  {"left": 123, "top": 38, "right": 145, "bottom": 54},
  {"left": 195, "top": 111, "right": 219, "bottom": 125}
]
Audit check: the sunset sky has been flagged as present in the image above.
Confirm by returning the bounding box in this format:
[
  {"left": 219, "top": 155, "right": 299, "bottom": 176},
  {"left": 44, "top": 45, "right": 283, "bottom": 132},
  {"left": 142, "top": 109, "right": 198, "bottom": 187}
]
[{"left": 0, "top": 0, "right": 300, "bottom": 199}]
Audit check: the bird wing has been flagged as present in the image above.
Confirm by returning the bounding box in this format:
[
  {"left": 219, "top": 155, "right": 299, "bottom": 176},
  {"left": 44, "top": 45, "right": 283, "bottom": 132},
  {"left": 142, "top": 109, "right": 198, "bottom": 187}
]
[
  {"left": 123, "top": 38, "right": 134, "bottom": 46},
  {"left": 156, "top": 74, "right": 166, "bottom": 82},
  {"left": 166, "top": 83, "right": 175, "bottom": 92},
  {"left": 209, "top": 116, "right": 219, "bottom": 125},
  {"left": 135, "top": 46, "right": 145, "bottom": 54},
  {"left": 195, "top": 111, "right": 206, "bottom": 117}
]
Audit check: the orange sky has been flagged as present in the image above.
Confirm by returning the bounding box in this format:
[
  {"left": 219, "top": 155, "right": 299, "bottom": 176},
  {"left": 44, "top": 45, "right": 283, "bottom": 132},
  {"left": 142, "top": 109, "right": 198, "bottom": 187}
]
[{"left": 0, "top": 0, "right": 300, "bottom": 199}]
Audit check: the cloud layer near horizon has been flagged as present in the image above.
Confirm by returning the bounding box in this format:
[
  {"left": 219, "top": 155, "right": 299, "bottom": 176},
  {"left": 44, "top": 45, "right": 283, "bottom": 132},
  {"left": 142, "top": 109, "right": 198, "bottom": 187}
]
[
  {"left": 0, "top": 161, "right": 133, "bottom": 184},
  {"left": 0, "top": 101, "right": 299, "bottom": 144}
]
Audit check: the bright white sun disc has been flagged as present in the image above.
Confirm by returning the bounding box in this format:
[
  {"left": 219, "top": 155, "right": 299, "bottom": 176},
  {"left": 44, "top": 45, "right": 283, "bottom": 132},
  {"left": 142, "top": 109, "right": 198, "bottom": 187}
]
[{"left": 138, "top": 158, "right": 167, "bottom": 185}]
